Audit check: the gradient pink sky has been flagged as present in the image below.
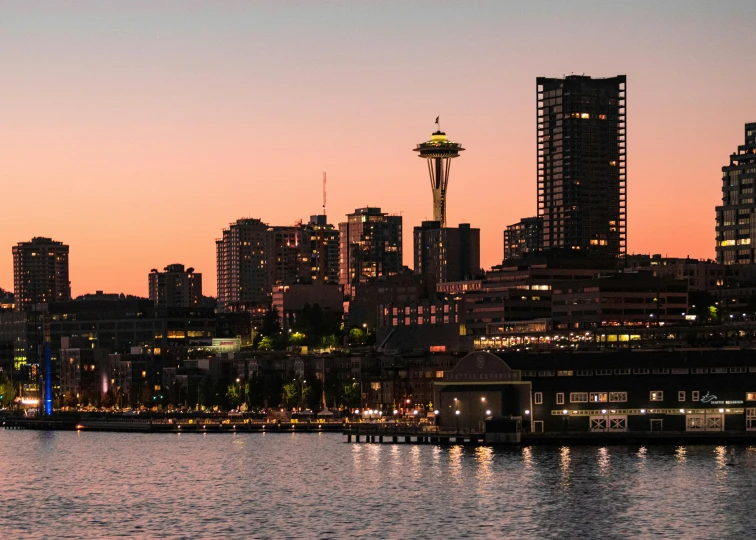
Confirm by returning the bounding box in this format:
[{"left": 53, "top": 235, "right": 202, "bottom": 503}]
[{"left": 3, "top": 1, "right": 756, "bottom": 297}]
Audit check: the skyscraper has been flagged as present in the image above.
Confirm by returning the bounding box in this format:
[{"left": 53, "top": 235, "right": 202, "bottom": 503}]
[
  {"left": 339, "top": 207, "right": 402, "bottom": 288},
  {"left": 414, "top": 123, "right": 464, "bottom": 227},
  {"left": 303, "top": 215, "right": 340, "bottom": 284},
  {"left": 414, "top": 221, "right": 480, "bottom": 283},
  {"left": 148, "top": 264, "right": 202, "bottom": 307},
  {"left": 270, "top": 225, "right": 310, "bottom": 286},
  {"left": 537, "top": 75, "right": 627, "bottom": 259},
  {"left": 716, "top": 122, "right": 756, "bottom": 264},
  {"left": 13, "top": 237, "right": 71, "bottom": 309},
  {"left": 216, "top": 218, "right": 272, "bottom": 311}
]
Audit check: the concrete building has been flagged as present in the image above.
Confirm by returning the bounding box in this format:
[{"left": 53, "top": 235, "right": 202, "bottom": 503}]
[
  {"left": 339, "top": 207, "right": 402, "bottom": 289},
  {"left": 271, "top": 284, "right": 344, "bottom": 329},
  {"left": 13, "top": 237, "right": 71, "bottom": 309},
  {"left": 551, "top": 272, "right": 688, "bottom": 331},
  {"left": 438, "top": 261, "right": 606, "bottom": 337},
  {"left": 503, "top": 217, "right": 543, "bottom": 261},
  {"left": 346, "top": 272, "right": 434, "bottom": 330},
  {"left": 537, "top": 75, "right": 627, "bottom": 259},
  {"left": 59, "top": 347, "right": 109, "bottom": 405},
  {"left": 216, "top": 218, "right": 272, "bottom": 310},
  {"left": 148, "top": 264, "right": 202, "bottom": 308},
  {"left": 414, "top": 221, "right": 480, "bottom": 284},
  {"left": 625, "top": 254, "right": 727, "bottom": 293},
  {"left": 716, "top": 122, "right": 756, "bottom": 265}
]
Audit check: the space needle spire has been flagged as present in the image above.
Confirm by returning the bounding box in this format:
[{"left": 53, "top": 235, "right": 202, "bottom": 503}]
[{"left": 413, "top": 118, "right": 464, "bottom": 227}]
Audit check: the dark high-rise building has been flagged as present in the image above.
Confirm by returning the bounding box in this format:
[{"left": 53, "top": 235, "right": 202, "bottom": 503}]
[
  {"left": 148, "top": 264, "right": 202, "bottom": 307},
  {"left": 303, "top": 215, "right": 340, "bottom": 284},
  {"left": 270, "top": 225, "right": 310, "bottom": 285},
  {"left": 504, "top": 217, "right": 543, "bottom": 261},
  {"left": 414, "top": 221, "right": 480, "bottom": 283},
  {"left": 216, "top": 218, "right": 272, "bottom": 311},
  {"left": 13, "top": 237, "right": 71, "bottom": 309},
  {"left": 537, "top": 75, "right": 626, "bottom": 259},
  {"left": 339, "top": 207, "right": 402, "bottom": 288},
  {"left": 716, "top": 122, "right": 756, "bottom": 265}
]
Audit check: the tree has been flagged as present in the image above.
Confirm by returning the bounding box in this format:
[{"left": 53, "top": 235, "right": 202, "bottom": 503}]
[
  {"left": 261, "top": 307, "right": 281, "bottom": 336},
  {"left": 0, "top": 375, "right": 16, "bottom": 408},
  {"left": 226, "top": 384, "right": 241, "bottom": 409},
  {"left": 320, "top": 334, "right": 339, "bottom": 350},
  {"left": 289, "top": 332, "right": 306, "bottom": 346},
  {"left": 348, "top": 327, "right": 366, "bottom": 345},
  {"left": 258, "top": 336, "right": 274, "bottom": 351},
  {"left": 282, "top": 380, "right": 301, "bottom": 409},
  {"left": 342, "top": 383, "right": 360, "bottom": 408}
]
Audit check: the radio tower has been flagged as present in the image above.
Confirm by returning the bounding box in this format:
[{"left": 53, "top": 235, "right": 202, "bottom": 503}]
[
  {"left": 322, "top": 171, "right": 327, "bottom": 217},
  {"left": 414, "top": 117, "right": 464, "bottom": 227}
]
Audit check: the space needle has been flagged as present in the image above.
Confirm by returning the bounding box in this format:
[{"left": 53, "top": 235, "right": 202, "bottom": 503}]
[{"left": 413, "top": 118, "right": 465, "bottom": 228}]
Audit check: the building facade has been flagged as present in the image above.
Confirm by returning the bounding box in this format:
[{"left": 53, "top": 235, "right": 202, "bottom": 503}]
[
  {"left": 716, "top": 122, "right": 756, "bottom": 265},
  {"left": 537, "top": 75, "right": 627, "bottom": 259},
  {"left": 13, "top": 237, "right": 71, "bottom": 309},
  {"left": 339, "top": 207, "right": 402, "bottom": 289},
  {"left": 216, "top": 218, "right": 272, "bottom": 310},
  {"left": 148, "top": 264, "right": 202, "bottom": 308},
  {"left": 303, "top": 215, "right": 340, "bottom": 284},
  {"left": 503, "top": 217, "right": 543, "bottom": 261},
  {"left": 414, "top": 221, "right": 480, "bottom": 283}
]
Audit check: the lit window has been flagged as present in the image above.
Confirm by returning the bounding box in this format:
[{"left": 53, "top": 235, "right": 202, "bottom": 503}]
[
  {"left": 590, "top": 392, "right": 608, "bottom": 403},
  {"left": 609, "top": 392, "right": 627, "bottom": 402},
  {"left": 747, "top": 392, "right": 756, "bottom": 401},
  {"left": 650, "top": 391, "right": 664, "bottom": 402},
  {"left": 534, "top": 392, "right": 543, "bottom": 405},
  {"left": 678, "top": 391, "right": 686, "bottom": 402},
  {"left": 692, "top": 391, "right": 699, "bottom": 401}
]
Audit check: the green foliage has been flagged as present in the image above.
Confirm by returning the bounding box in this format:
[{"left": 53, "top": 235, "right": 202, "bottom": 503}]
[
  {"left": 258, "top": 336, "right": 274, "bottom": 351},
  {"left": 348, "top": 327, "right": 366, "bottom": 345},
  {"left": 0, "top": 374, "right": 16, "bottom": 407},
  {"left": 288, "top": 332, "right": 306, "bottom": 345},
  {"left": 320, "top": 334, "right": 339, "bottom": 349},
  {"left": 342, "top": 382, "right": 360, "bottom": 408},
  {"left": 226, "top": 384, "right": 241, "bottom": 408},
  {"left": 282, "top": 381, "right": 301, "bottom": 408}
]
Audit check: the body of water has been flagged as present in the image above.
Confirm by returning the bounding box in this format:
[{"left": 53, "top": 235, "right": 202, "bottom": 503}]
[{"left": 1, "top": 431, "right": 754, "bottom": 538}]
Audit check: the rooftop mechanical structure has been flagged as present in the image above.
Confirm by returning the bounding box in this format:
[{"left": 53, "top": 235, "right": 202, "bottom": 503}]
[{"left": 414, "top": 120, "right": 464, "bottom": 227}]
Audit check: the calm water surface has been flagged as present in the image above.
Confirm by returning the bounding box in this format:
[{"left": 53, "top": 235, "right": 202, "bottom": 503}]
[{"left": 1, "top": 431, "right": 755, "bottom": 539}]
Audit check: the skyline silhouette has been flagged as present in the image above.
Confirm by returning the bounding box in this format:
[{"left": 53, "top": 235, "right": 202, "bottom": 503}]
[{"left": 3, "top": 1, "right": 756, "bottom": 296}]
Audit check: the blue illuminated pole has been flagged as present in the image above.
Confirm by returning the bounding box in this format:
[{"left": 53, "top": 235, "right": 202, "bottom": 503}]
[{"left": 43, "top": 342, "right": 52, "bottom": 416}]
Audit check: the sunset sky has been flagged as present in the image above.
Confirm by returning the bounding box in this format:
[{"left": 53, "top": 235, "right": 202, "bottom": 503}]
[{"left": 3, "top": 1, "right": 756, "bottom": 297}]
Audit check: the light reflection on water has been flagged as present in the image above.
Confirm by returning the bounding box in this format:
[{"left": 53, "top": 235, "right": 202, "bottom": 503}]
[{"left": 1, "top": 432, "right": 756, "bottom": 538}]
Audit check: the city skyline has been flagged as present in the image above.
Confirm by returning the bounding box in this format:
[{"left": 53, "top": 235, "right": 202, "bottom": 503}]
[{"left": 3, "top": 2, "right": 756, "bottom": 296}]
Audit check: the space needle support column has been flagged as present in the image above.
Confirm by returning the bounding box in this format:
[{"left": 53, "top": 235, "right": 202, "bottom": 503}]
[{"left": 414, "top": 121, "right": 464, "bottom": 228}]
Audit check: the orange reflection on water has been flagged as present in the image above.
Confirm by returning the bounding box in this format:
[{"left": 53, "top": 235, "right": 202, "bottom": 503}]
[
  {"left": 449, "top": 445, "right": 463, "bottom": 482},
  {"left": 559, "top": 446, "right": 571, "bottom": 487},
  {"left": 597, "top": 447, "right": 610, "bottom": 476},
  {"left": 475, "top": 446, "right": 493, "bottom": 483}
]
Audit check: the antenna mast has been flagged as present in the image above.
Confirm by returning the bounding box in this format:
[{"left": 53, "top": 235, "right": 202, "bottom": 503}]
[{"left": 322, "top": 171, "right": 327, "bottom": 216}]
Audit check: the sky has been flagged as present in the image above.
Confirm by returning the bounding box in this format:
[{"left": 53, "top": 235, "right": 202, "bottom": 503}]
[{"left": 2, "top": 1, "right": 755, "bottom": 297}]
